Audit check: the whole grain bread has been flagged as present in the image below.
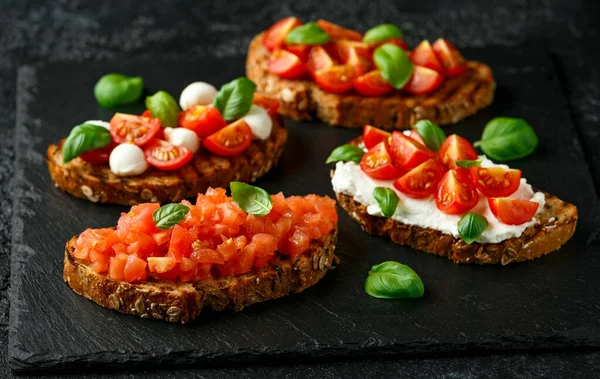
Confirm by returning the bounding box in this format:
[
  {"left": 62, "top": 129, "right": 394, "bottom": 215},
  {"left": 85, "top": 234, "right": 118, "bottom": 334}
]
[
  {"left": 63, "top": 228, "right": 338, "bottom": 323},
  {"left": 246, "top": 33, "right": 496, "bottom": 130},
  {"left": 46, "top": 115, "right": 287, "bottom": 205}
]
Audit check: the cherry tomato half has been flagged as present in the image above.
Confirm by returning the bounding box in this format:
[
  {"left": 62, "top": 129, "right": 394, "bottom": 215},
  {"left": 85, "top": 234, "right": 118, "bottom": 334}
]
[
  {"left": 360, "top": 141, "right": 403, "bottom": 180},
  {"left": 143, "top": 139, "right": 194, "bottom": 171},
  {"left": 109, "top": 113, "right": 161, "bottom": 146},
  {"left": 374, "top": 38, "right": 409, "bottom": 50},
  {"left": 411, "top": 40, "right": 443, "bottom": 72},
  {"left": 404, "top": 65, "right": 444, "bottom": 95},
  {"left": 436, "top": 168, "right": 479, "bottom": 215},
  {"left": 203, "top": 119, "right": 253, "bottom": 157},
  {"left": 285, "top": 44, "right": 312, "bottom": 61},
  {"left": 388, "top": 131, "right": 434, "bottom": 170},
  {"left": 354, "top": 70, "right": 393, "bottom": 96},
  {"left": 394, "top": 158, "right": 443, "bottom": 198},
  {"left": 314, "top": 64, "right": 356, "bottom": 93},
  {"left": 316, "top": 19, "right": 362, "bottom": 41},
  {"left": 488, "top": 197, "right": 539, "bottom": 225},
  {"left": 438, "top": 134, "right": 478, "bottom": 170},
  {"left": 470, "top": 166, "right": 522, "bottom": 197},
  {"left": 268, "top": 49, "right": 306, "bottom": 79},
  {"left": 263, "top": 17, "right": 303, "bottom": 52},
  {"left": 363, "top": 125, "right": 391, "bottom": 150},
  {"left": 432, "top": 38, "right": 466, "bottom": 77},
  {"left": 80, "top": 140, "right": 117, "bottom": 165},
  {"left": 306, "top": 46, "right": 334, "bottom": 76},
  {"left": 179, "top": 105, "right": 226, "bottom": 138},
  {"left": 335, "top": 40, "right": 372, "bottom": 60}
]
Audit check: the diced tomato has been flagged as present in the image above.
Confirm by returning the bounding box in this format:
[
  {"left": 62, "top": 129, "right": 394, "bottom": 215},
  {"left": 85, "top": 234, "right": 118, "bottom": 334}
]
[
  {"left": 469, "top": 167, "right": 522, "bottom": 197},
  {"left": 147, "top": 256, "right": 176, "bottom": 273},
  {"left": 316, "top": 19, "right": 362, "bottom": 41},
  {"left": 74, "top": 227, "right": 119, "bottom": 260},
  {"left": 394, "top": 159, "right": 443, "bottom": 198},
  {"left": 363, "top": 125, "right": 391, "bottom": 150},
  {"left": 388, "top": 131, "right": 434, "bottom": 170},
  {"left": 438, "top": 134, "right": 478, "bottom": 170},
  {"left": 179, "top": 257, "right": 198, "bottom": 272},
  {"left": 404, "top": 66, "right": 443, "bottom": 95},
  {"left": 203, "top": 119, "right": 253, "bottom": 157},
  {"left": 123, "top": 254, "right": 148, "bottom": 282},
  {"left": 407, "top": 130, "right": 425, "bottom": 145},
  {"left": 313, "top": 64, "right": 356, "bottom": 93},
  {"left": 143, "top": 139, "right": 194, "bottom": 170},
  {"left": 108, "top": 253, "right": 128, "bottom": 281},
  {"left": 436, "top": 168, "right": 479, "bottom": 215},
  {"left": 253, "top": 93, "right": 280, "bottom": 116},
  {"left": 280, "top": 226, "right": 311, "bottom": 256},
  {"left": 488, "top": 198, "right": 539, "bottom": 225},
  {"left": 411, "top": 40, "right": 443, "bottom": 72},
  {"left": 263, "top": 17, "right": 303, "bottom": 52},
  {"left": 179, "top": 105, "right": 226, "bottom": 137},
  {"left": 167, "top": 225, "right": 193, "bottom": 262},
  {"left": 360, "top": 141, "right": 403, "bottom": 180},
  {"left": 126, "top": 232, "right": 157, "bottom": 257},
  {"left": 268, "top": 49, "right": 306, "bottom": 79},
  {"left": 431, "top": 38, "right": 466, "bottom": 77},
  {"left": 109, "top": 113, "right": 161, "bottom": 146},
  {"left": 286, "top": 44, "right": 312, "bottom": 61},
  {"left": 306, "top": 46, "right": 334, "bottom": 76},
  {"left": 354, "top": 70, "right": 393, "bottom": 96},
  {"left": 116, "top": 203, "right": 160, "bottom": 239},
  {"left": 80, "top": 140, "right": 117, "bottom": 165}
]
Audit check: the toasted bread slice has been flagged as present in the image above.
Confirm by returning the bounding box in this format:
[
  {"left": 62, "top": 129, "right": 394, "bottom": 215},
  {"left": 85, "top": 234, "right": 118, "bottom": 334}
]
[
  {"left": 246, "top": 33, "right": 496, "bottom": 130},
  {"left": 63, "top": 228, "right": 338, "bottom": 323},
  {"left": 46, "top": 115, "right": 287, "bottom": 205}
]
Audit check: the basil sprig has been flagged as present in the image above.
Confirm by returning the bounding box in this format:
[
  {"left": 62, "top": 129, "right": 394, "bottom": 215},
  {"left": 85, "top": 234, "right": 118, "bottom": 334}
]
[
  {"left": 373, "top": 44, "right": 413, "bottom": 89},
  {"left": 230, "top": 182, "right": 273, "bottom": 217},
  {"left": 474, "top": 117, "right": 538, "bottom": 161},
  {"left": 365, "top": 261, "right": 424, "bottom": 299},
  {"left": 362, "top": 24, "right": 403, "bottom": 44},
  {"left": 455, "top": 159, "right": 482, "bottom": 169},
  {"left": 152, "top": 204, "right": 190, "bottom": 230},
  {"left": 285, "top": 22, "right": 330, "bottom": 45},
  {"left": 62, "top": 123, "right": 111, "bottom": 164},
  {"left": 94, "top": 73, "right": 144, "bottom": 108},
  {"left": 373, "top": 187, "right": 399, "bottom": 218},
  {"left": 457, "top": 212, "right": 488, "bottom": 244},
  {"left": 146, "top": 91, "right": 180, "bottom": 128},
  {"left": 326, "top": 144, "right": 364, "bottom": 164},
  {"left": 412, "top": 120, "right": 446, "bottom": 151},
  {"left": 213, "top": 77, "right": 257, "bottom": 121}
]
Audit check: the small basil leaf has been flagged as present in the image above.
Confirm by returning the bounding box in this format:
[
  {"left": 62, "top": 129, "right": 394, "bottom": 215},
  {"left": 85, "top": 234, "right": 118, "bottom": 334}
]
[
  {"left": 285, "top": 22, "right": 330, "bottom": 45},
  {"left": 365, "top": 261, "right": 424, "bottom": 299},
  {"left": 62, "top": 124, "right": 111, "bottom": 164},
  {"left": 373, "top": 43, "right": 414, "bottom": 89},
  {"left": 94, "top": 74, "right": 144, "bottom": 108},
  {"left": 326, "top": 144, "right": 364, "bottom": 164},
  {"left": 230, "top": 181, "right": 273, "bottom": 217},
  {"left": 457, "top": 212, "right": 488, "bottom": 244},
  {"left": 213, "top": 77, "right": 257, "bottom": 121},
  {"left": 474, "top": 117, "right": 538, "bottom": 161},
  {"left": 152, "top": 203, "right": 190, "bottom": 230},
  {"left": 373, "top": 187, "right": 399, "bottom": 218},
  {"left": 412, "top": 120, "right": 446, "bottom": 151},
  {"left": 145, "top": 91, "right": 180, "bottom": 128},
  {"left": 455, "top": 159, "right": 481, "bottom": 169},
  {"left": 362, "top": 24, "right": 403, "bottom": 44}
]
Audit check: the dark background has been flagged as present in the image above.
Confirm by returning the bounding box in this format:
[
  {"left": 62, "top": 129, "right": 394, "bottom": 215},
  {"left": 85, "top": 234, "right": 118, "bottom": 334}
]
[{"left": 1, "top": 0, "right": 600, "bottom": 377}]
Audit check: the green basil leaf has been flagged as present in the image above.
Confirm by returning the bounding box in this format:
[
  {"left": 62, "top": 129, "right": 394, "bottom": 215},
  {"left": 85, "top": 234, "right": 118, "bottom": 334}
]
[
  {"left": 365, "top": 261, "right": 424, "bottom": 299},
  {"left": 325, "top": 144, "right": 364, "bottom": 164},
  {"left": 213, "top": 77, "right": 257, "bottom": 121},
  {"left": 230, "top": 182, "right": 273, "bottom": 217},
  {"left": 455, "top": 159, "right": 481, "bottom": 169},
  {"left": 94, "top": 74, "right": 144, "bottom": 108},
  {"left": 474, "top": 117, "right": 538, "bottom": 161},
  {"left": 457, "top": 212, "right": 488, "bottom": 244},
  {"left": 145, "top": 91, "right": 180, "bottom": 128},
  {"left": 285, "top": 22, "right": 330, "bottom": 45},
  {"left": 152, "top": 203, "right": 190, "bottom": 230},
  {"left": 373, "top": 187, "right": 399, "bottom": 218},
  {"left": 62, "top": 123, "right": 111, "bottom": 164},
  {"left": 412, "top": 120, "right": 446, "bottom": 151},
  {"left": 373, "top": 43, "right": 414, "bottom": 89},
  {"left": 362, "top": 24, "right": 403, "bottom": 44}
]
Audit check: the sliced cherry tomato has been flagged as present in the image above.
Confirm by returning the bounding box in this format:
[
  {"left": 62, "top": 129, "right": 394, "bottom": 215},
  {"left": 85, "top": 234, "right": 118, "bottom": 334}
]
[
  {"left": 141, "top": 110, "right": 151, "bottom": 118},
  {"left": 488, "top": 198, "right": 539, "bottom": 225},
  {"left": 179, "top": 104, "right": 226, "bottom": 137},
  {"left": 314, "top": 64, "right": 356, "bottom": 93},
  {"left": 335, "top": 40, "right": 372, "bottom": 60},
  {"left": 408, "top": 130, "right": 425, "bottom": 145},
  {"left": 388, "top": 131, "right": 434, "bottom": 170},
  {"left": 354, "top": 70, "right": 393, "bottom": 97},
  {"left": 263, "top": 17, "right": 303, "bottom": 52},
  {"left": 316, "top": 19, "right": 362, "bottom": 41},
  {"left": 436, "top": 168, "right": 479, "bottom": 215},
  {"left": 404, "top": 65, "right": 444, "bottom": 95},
  {"left": 80, "top": 140, "right": 117, "bottom": 165},
  {"left": 438, "top": 134, "right": 478, "bottom": 170},
  {"left": 432, "top": 38, "right": 466, "bottom": 77},
  {"left": 360, "top": 141, "right": 403, "bottom": 180},
  {"left": 203, "top": 119, "right": 253, "bottom": 157},
  {"left": 306, "top": 46, "right": 334, "bottom": 76},
  {"left": 411, "top": 40, "right": 443, "bottom": 72},
  {"left": 253, "top": 93, "right": 280, "bottom": 117},
  {"left": 375, "top": 38, "right": 409, "bottom": 50},
  {"left": 109, "top": 113, "right": 161, "bottom": 146},
  {"left": 394, "top": 158, "right": 443, "bottom": 198},
  {"left": 143, "top": 139, "right": 193, "bottom": 170},
  {"left": 338, "top": 44, "right": 367, "bottom": 76},
  {"left": 286, "top": 44, "right": 312, "bottom": 61},
  {"left": 363, "top": 125, "right": 391, "bottom": 150},
  {"left": 469, "top": 166, "right": 522, "bottom": 197},
  {"left": 268, "top": 49, "right": 306, "bottom": 79}
]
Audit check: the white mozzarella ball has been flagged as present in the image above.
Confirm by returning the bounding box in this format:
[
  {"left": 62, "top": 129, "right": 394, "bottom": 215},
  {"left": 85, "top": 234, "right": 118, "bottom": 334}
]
[
  {"left": 164, "top": 127, "right": 200, "bottom": 154},
  {"left": 179, "top": 82, "right": 218, "bottom": 110},
  {"left": 109, "top": 143, "right": 149, "bottom": 176},
  {"left": 242, "top": 105, "right": 273, "bottom": 140},
  {"left": 84, "top": 120, "right": 110, "bottom": 129}
]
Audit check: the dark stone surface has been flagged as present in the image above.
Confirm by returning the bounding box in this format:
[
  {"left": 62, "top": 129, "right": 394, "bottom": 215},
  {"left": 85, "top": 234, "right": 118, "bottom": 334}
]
[{"left": 2, "top": 0, "right": 600, "bottom": 377}]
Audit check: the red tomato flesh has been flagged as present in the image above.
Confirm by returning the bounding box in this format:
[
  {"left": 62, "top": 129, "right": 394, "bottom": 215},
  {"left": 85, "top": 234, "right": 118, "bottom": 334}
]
[
  {"left": 286, "top": 44, "right": 312, "bottom": 61},
  {"left": 360, "top": 141, "right": 403, "bottom": 180},
  {"left": 431, "top": 38, "right": 466, "bottom": 77},
  {"left": 488, "top": 197, "right": 539, "bottom": 225},
  {"left": 438, "top": 134, "right": 478, "bottom": 170},
  {"left": 143, "top": 139, "right": 193, "bottom": 171},
  {"left": 316, "top": 19, "right": 362, "bottom": 41},
  {"left": 404, "top": 65, "right": 444, "bottom": 95},
  {"left": 109, "top": 113, "right": 161, "bottom": 146},
  {"left": 354, "top": 70, "right": 393, "bottom": 96},
  {"left": 268, "top": 49, "right": 306, "bottom": 79},
  {"left": 470, "top": 166, "right": 522, "bottom": 197},
  {"left": 394, "top": 159, "right": 443, "bottom": 198},
  {"left": 363, "top": 125, "right": 391, "bottom": 150},
  {"left": 253, "top": 93, "right": 280, "bottom": 117},
  {"left": 411, "top": 40, "right": 443, "bottom": 72},
  {"left": 80, "top": 140, "right": 117, "bottom": 165},
  {"left": 314, "top": 64, "right": 356, "bottom": 93},
  {"left": 179, "top": 105, "right": 226, "bottom": 138},
  {"left": 203, "top": 119, "right": 253, "bottom": 157},
  {"left": 436, "top": 168, "right": 479, "bottom": 215},
  {"left": 388, "top": 131, "right": 434, "bottom": 170},
  {"left": 306, "top": 46, "right": 334, "bottom": 76},
  {"left": 263, "top": 17, "right": 303, "bottom": 52}
]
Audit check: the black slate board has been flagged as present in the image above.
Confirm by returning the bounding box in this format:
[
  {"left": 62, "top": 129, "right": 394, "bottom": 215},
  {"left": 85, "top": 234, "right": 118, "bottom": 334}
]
[{"left": 9, "top": 47, "right": 600, "bottom": 372}]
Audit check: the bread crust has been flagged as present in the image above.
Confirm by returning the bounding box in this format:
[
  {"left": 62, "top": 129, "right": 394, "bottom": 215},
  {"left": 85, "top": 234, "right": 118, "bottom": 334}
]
[
  {"left": 246, "top": 33, "right": 496, "bottom": 130},
  {"left": 46, "top": 115, "right": 287, "bottom": 205},
  {"left": 63, "top": 228, "right": 338, "bottom": 323}
]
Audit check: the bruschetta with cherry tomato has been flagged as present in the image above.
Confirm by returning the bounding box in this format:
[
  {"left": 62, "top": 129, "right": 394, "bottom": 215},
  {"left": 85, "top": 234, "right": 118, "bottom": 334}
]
[{"left": 246, "top": 18, "right": 495, "bottom": 129}]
